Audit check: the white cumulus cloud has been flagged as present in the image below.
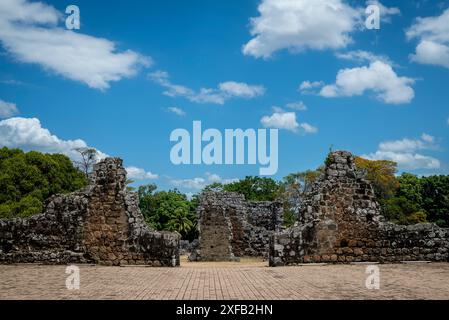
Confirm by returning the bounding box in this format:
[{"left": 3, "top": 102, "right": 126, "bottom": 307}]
[
  {"left": 0, "top": 117, "right": 107, "bottom": 161},
  {"left": 364, "top": 151, "right": 440, "bottom": 170},
  {"left": 363, "top": 133, "right": 441, "bottom": 170},
  {"left": 149, "top": 70, "right": 194, "bottom": 98},
  {"left": 378, "top": 134, "right": 436, "bottom": 153},
  {"left": 0, "top": 99, "right": 19, "bottom": 118},
  {"left": 149, "top": 71, "right": 265, "bottom": 105},
  {"left": 167, "top": 107, "right": 186, "bottom": 116},
  {"left": 407, "top": 8, "right": 449, "bottom": 69},
  {"left": 0, "top": 0, "right": 151, "bottom": 90},
  {"left": 335, "top": 50, "right": 392, "bottom": 64},
  {"left": 410, "top": 40, "right": 449, "bottom": 69},
  {"left": 299, "top": 81, "right": 325, "bottom": 94},
  {"left": 300, "top": 122, "right": 318, "bottom": 134},
  {"left": 171, "top": 177, "right": 207, "bottom": 190},
  {"left": 261, "top": 108, "right": 317, "bottom": 134},
  {"left": 125, "top": 166, "right": 158, "bottom": 180},
  {"left": 243, "top": 0, "right": 361, "bottom": 58},
  {"left": 218, "top": 81, "right": 265, "bottom": 98},
  {"left": 261, "top": 110, "right": 299, "bottom": 132},
  {"left": 286, "top": 101, "right": 307, "bottom": 111},
  {"left": 317, "top": 61, "right": 415, "bottom": 104},
  {"left": 171, "top": 173, "right": 237, "bottom": 190}
]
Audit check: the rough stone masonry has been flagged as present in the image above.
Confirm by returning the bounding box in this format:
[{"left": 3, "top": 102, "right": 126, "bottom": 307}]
[
  {"left": 0, "top": 158, "right": 180, "bottom": 266},
  {"left": 269, "top": 151, "right": 449, "bottom": 266},
  {"left": 191, "top": 192, "right": 283, "bottom": 261}
]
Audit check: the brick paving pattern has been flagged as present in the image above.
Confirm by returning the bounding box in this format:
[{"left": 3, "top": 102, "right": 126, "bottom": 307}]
[{"left": 1, "top": 260, "right": 449, "bottom": 300}]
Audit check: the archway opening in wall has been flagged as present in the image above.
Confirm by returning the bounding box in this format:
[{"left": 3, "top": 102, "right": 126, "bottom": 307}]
[{"left": 179, "top": 205, "right": 268, "bottom": 267}]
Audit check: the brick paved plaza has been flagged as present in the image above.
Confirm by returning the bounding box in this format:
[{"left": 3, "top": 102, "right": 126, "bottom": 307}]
[{"left": 1, "top": 258, "right": 449, "bottom": 300}]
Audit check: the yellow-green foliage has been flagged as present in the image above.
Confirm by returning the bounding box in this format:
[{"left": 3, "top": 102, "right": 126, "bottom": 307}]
[{"left": 355, "top": 156, "right": 399, "bottom": 198}]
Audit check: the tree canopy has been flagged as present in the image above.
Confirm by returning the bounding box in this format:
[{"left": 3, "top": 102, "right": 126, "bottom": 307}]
[
  {"left": 355, "top": 156, "right": 399, "bottom": 199},
  {"left": 420, "top": 175, "right": 449, "bottom": 227},
  {"left": 355, "top": 156, "right": 449, "bottom": 227},
  {"left": 0, "top": 147, "right": 87, "bottom": 219},
  {"left": 203, "top": 176, "right": 282, "bottom": 202},
  {"left": 280, "top": 169, "right": 322, "bottom": 227},
  {"left": 138, "top": 185, "right": 198, "bottom": 240}
]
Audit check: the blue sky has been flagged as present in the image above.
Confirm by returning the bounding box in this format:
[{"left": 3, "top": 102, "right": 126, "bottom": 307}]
[{"left": 0, "top": 0, "right": 448, "bottom": 194}]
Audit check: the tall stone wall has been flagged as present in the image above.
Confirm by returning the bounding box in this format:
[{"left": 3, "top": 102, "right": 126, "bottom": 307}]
[
  {"left": 0, "top": 158, "right": 180, "bottom": 266},
  {"left": 269, "top": 151, "right": 449, "bottom": 266},
  {"left": 191, "top": 192, "right": 283, "bottom": 261}
]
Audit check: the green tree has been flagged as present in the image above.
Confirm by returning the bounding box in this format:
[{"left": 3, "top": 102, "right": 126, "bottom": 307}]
[
  {"left": 282, "top": 170, "right": 321, "bottom": 194},
  {"left": 396, "top": 173, "right": 423, "bottom": 206},
  {"left": 378, "top": 173, "right": 427, "bottom": 224},
  {"left": 202, "top": 182, "right": 224, "bottom": 193},
  {"left": 383, "top": 196, "right": 427, "bottom": 225},
  {"left": 137, "top": 183, "right": 158, "bottom": 222},
  {"left": 0, "top": 147, "right": 87, "bottom": 219},
  {"left": 280, "top": 170, "right": 322, "bottom": 227},
  {"left": 354, "top": 156, "right": 399, "bottom": 199},
  {"left": 137, "top": 185, "right": 198, "bottom": 239},
  {"left": 222, "top": 176, "right": 281, "bottom": 201},
  {"left": 167, "top": 208, "right": 195, "bottom": 238},
  {"left": 420, "top": 175, "right": 449, "bottom": 227},
  {"left": 377, "top": 172, "right": 449, "bottom": 226}
]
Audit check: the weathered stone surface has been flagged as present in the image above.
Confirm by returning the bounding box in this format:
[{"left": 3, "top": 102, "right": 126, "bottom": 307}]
[
  {"left": 269, "top": 151, "right": 449, "bottom": 266},
  {"left": 191, "top": 192, "right": 283, "bottom": 261},
  {"left": 0, "top": 158, "right": 180, "bottom": 266},
  {"left": 179, "top": 239, "right": 198, "bottom": 256}
]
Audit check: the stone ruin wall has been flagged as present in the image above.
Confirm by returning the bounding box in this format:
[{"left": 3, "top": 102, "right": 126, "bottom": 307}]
[
  {"left": 270, "top": 151, "right": 449, "bottom": 266},
  {"left": 191, "top": 192, "right": 283, "bottom": 261},
  {"left": 2, "top": 151, "right": 447, "bottom": 268},
  {"left": 0, "top": 158, "right": 180, "bottom": 267}
]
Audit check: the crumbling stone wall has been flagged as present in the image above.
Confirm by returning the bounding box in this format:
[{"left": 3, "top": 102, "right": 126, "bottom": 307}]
[
  {"left": 191, "top": 192, "right": 283, "bottom": 261},
  {"left": 0, "top": 158, "right": 180, "bottom": 266},
  {"left": 270, "top": 151, "right": 449, "bottom": 266}
]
